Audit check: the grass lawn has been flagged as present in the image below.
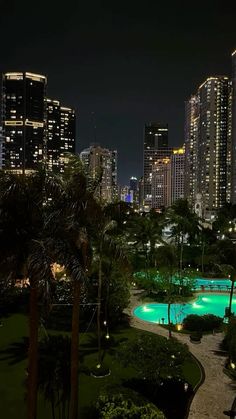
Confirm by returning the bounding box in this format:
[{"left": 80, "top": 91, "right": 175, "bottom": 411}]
[{"left": 0, "top": 314, "right": 202, "bottom": 418}]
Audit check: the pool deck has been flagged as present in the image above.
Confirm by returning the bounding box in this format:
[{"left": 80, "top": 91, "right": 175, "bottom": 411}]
[{"left": 127, "top": 289, "right": 236, "bottom": 419}]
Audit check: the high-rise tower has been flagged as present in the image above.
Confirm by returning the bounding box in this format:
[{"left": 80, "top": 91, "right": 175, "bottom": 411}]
[
  {"left": 171, "top": 147, "right": 185, "bottom": 203},
  {"left": 143, "top": 123, "right": 172, "bottom": 208},
  {"left": 151, "top": 157, "right": 171, "bottom": 209},
  {"left": 231, "top": 50, "right": 236, "bottom": 203},
  {"left": 184, "top": 95, "right": 199, "bottom": 205},
  {"left": 80, "top": 144, "right": 117, "bottom": 203},
  {"left": 185, "top": 76, "right": 232, "bottom": 216},
  {"left": 1, "top": 72, "right": 46, "bottom": 173},
  {"left": 46, "top": 99, "right": 76, "bottom": 173},
  {"left": 198, "top": 77, "right": 231, "bottom": 214}
]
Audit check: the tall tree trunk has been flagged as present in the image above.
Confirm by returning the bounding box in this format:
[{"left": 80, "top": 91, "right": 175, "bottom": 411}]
[
  {"left": 201, "top": 242, "right": 205, "bottom": 274},
  {"left": 229, "top": 276, "right": 235, "bottom": 317},
  {"left": 97, "top": 255, "right": 102, "bottom": 365},
  {"left": 67, "top": 398, "right": 70, "bottom": 419},
  {"left": 70, "top": 280, "right": 80, "bottom": 419},
  {"left": 180, "top": 235, "right": 184, "bottom": 278},
  {"left": 62, "top": 401, "right": 66, "bottom": 419},
  {"left": 27, "top": 283, "right": 39, "bottom": 419},
  {"left": 167, "top": 302, "right": 172, "bottom": 339},
  {"left": 51, "top": 400, "right": 56, "bottom": 419}
]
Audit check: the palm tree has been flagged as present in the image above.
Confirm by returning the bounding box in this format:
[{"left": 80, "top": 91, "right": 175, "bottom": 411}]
[
  {"left": 45, "top": 160, "right": 101, "bottom": 419},
  {"left": 0, "top": 170, "right": 55, "bottom": 419},
  {"left": 167, "top": 199, "right": 199, "bottom": 276},
  {"left": 127, "top": 210, "right": 164, "bottom": 271},
  {"left": 92, "top": 204, "right": 128, "bottom": 367},
  {"left": 157, "top": 244, "right": 178, "bottom": 338},
  {"left": 199, "top": 226, "right": 216, "bottom": 274},
  {"left": 38, "top": 335, "right": 71, "bottom": 419},
  {"left": 211, "top": 239, "right": 236, "bottom": 317}
]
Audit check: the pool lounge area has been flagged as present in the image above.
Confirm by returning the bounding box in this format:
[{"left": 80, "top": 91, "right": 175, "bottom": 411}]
[
  {"left": 135, "top": 271, "right": 236, "bottom": 292},
  {"left": 193, "top": 277, "right": 234, "bottom": 291}
]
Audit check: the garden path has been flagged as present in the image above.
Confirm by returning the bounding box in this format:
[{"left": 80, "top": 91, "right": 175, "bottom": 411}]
[{"left": 127, "top": 290, "right": 236, "bottom": 419}]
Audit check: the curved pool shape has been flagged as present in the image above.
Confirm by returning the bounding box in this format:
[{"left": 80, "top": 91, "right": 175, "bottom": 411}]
[{"left": 133, "top": 294, "right": 236, "bottom": 324}]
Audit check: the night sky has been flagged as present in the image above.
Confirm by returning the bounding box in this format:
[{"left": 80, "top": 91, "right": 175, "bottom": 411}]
[{"left": 1, "top": 0, "right": 236, "bottom": 183}]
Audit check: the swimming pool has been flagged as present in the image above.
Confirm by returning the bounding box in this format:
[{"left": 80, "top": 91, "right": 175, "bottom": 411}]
[
  {"left": 134, "top": 272, "right": 234, "bottom": 291},
  {"left": 133, "top": 294, "right": 236, "bottom": 325}
]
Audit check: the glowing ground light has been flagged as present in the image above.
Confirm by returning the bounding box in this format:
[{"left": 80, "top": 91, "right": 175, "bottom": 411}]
[{"left": 133, "top": 294, "right": 236, "bottom": 325}]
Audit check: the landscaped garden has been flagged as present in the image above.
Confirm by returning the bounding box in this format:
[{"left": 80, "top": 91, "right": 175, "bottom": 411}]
[
  {"left": 1, "top": 161, "right": 236, "bottom": 418},
  {"left": 0, "top": 312, "right": 201, "bottom": 419}
]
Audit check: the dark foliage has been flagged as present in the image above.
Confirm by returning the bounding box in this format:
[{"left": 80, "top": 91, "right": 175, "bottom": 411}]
[
  {"left": 123, "top": 377, "right": 193, "bottom": 419},
  {"left": 183, "top": 314, "right": 223, "bottom": 332}
]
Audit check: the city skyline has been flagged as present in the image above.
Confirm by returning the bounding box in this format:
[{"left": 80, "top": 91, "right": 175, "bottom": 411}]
[{"left": 1, "top": 1, "right": 236, "bottom": 183}]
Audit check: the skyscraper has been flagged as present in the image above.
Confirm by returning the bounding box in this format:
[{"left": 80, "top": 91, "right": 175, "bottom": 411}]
[
  {"left": 111, "top": 150, "right": 118, "bottom": 201},
  {"left": 171, "top": 147, "right": 185, "bottom": 203},
  {"left": 138, "top": 176, "right": 144, "bottom": 209},
  {"left": 185, "top": 76, "right": 232, "bottom": 216},
  {"left": 1, "top": 72, "right": 46, "bottom": 173},
  {"left": 46, "top": 99, "right": 61, "bottom": 172},
  {"left": 46, "top": 99, "right": 76, "bottom": 173},
  {"left": 151, "top": 157, "right": 171, "bottom": 209},
  {"left": 80, "top": 145, "right": 117, "bottom": 202},
  {"left": 0, "top": 127, "right": 3, "bottom": 169},
  {"left": 143, "top": 123, "right": 172, "bottom": 208},
  {"left": 231, "top": 50, "right": 236, "bottom": 203},
  {"left": 60, "top": 106, "right": 76, "bottom": 168},
  {"left": 129, "top": 176, "right": 138, "bottom": 204},
  {"left": 130, "top": 176, "right": 138, "bottom": 193},
  {"left": 184, "top": 95, "right": 199, "bottom": 205}
]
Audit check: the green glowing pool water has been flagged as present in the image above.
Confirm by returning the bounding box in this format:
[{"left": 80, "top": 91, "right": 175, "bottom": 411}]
[{"left": 133, "top": 294, "right": 236, "bottom": 324}]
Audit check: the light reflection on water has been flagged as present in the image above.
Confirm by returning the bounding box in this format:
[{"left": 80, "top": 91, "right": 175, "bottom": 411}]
[{"left": 134, "top": 294, "right": 236, "bottom": 324}]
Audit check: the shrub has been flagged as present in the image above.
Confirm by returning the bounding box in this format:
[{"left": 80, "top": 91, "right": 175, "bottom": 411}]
[
  {"left": 96, "top": 386, "right": 165, "bottom": 418},
  {"left": 183, "top": 314, "right": 222, "bottom": 332},
  {"left": 118, "top": 333, "right": 189, "bottom": 384},
  {"left": 223, "top": 316, "right": 236, "bottom": 363}
]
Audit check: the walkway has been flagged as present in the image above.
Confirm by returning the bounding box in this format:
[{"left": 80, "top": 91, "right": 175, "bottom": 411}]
[{"left": 127, "top": 290, "right": 236, "bottom": 419}]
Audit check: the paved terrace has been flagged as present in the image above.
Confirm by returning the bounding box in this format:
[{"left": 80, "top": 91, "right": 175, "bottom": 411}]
[{"left": 127, "top": 290, "right": 236, "bottom": 419}]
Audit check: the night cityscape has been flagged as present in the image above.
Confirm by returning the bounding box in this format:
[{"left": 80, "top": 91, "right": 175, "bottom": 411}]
[{"left": 1, "top": 1, "right": 236, "bottom": 419}]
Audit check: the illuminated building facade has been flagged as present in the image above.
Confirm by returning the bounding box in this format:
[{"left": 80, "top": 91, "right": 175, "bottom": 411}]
[
  {"left": 171, "top": 147, "right": 185, "bottom": 203},
  {"left": 143, "top": 123, "right": 172, "bottom": 208},
  {"left": 151, "top": 157, "right": 171, "bottom": 209},
  {"left": 231, "top": 50, "right": 236, "bottom": 203},
  {"left": 80, "top": 145, "right": 117, "bottom": 202},
  {"left": 184, "top": 95, "right": 199, "bottom": 204},
  {"left": 138, "top": 176, "right": 144, "bottom": 208},
  {"left": 185, "top": 76, "right": 231, "bottom": 215},
  {"left": 129, "top": 176, "right": 138, "bottom": 203},
  {"left": 0, "top": 127, "right": 3, "bottom": 168},
  {"left": 1, "top": 72, "right": 46, "bottom": 173},
  {"left": 111, "top": 150, "right": 118, "bottom": 200},
  {"left": 46, "top": 99, "right": 76, "bottom": 172},
  {"left": 46, "top": 99, "right": 61, "bottom": 172}
]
